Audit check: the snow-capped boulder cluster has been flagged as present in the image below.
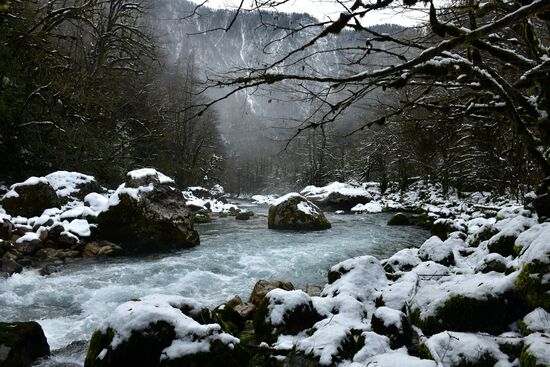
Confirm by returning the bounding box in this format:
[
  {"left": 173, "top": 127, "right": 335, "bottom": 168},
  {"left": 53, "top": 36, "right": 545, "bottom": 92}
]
[
  {"left": 301, "top": 181, "right": 376, "bottom": 210},
  {"left": 0, "top": 169, "right": 242, "bottom": 275},
  {"left": 81, "top": 195, "right": 550, "bottom": 367}
]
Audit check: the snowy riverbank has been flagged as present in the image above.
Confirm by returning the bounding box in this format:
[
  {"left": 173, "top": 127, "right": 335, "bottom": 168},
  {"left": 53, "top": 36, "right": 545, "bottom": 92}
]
[{"left": 1, "top": 173, "right": 549, "bottom": 366}]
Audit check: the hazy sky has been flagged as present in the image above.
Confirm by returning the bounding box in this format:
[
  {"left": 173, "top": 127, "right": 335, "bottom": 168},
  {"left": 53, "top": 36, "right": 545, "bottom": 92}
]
[{"left": 190, "top": 0, "right": 429, "bottom": 26}]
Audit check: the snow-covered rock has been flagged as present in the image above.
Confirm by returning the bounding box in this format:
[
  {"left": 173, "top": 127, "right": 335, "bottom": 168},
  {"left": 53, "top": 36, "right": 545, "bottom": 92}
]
[
  {"left": 410, "top": 271, "right": 520, "bottom": 334},
  {"left": 301, "top": 182, "right": 373, "bottom": 210},
  {"left": 254, "top": 289, "right": 320, "bottom": 343},
  {"left": 268, "top": 193, "right": 331, "bottom": 231},
  {"left": 45, "top": 171, "right": 100, "bottom": 200},
  {"left": 84, "top": 295, "right": 245, "bottom": 367},
  {"left": 1, "top": 177, "right": 60, "bottom": 217},
  {"left": 424, "top": 331, "right": 511, "bottom": 367},
  {"left": 96, "top": 171, "right": 199, "bottom": 253}
]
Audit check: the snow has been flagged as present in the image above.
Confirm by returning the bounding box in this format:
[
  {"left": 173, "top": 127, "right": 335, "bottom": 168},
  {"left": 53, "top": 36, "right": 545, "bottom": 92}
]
[
  {"left": 182, "top": 190, "right": 240, "bottom": 214},
  {"left": 251, "top": 195, "right": 278, "bottom": 205},
  {"left": 15, "top": 232, "right": 39, "bottom": 244},
  {"left": 523, "top": 333, "right": 550, "bottom": 365},
  {"left": 426, "top": 331, "right": 508, "bottom": 366},
  {"left": 301, "top": 182, "right": 372, "bottom": 201},
  {"left": 272, "top": 192, "right": 303, "bottom": 206},
  {"left": 374, "top": 307, "right": 404, "bottom": 330},
  {"left": 11, "top": 176, "right": 49, "bottom": 188},
  {"left": 384, "top": 248, "right": 421, "bottom": 272},
  {"left": 358, "top": 351, "right": 436, "bottom": 367},
  {"left": 127, "top": 168, "right": 174, "bottom": 184},
  {"left": 2, "top": 176, "right": 49, "bottom": 199},
  {"left": 418, "top": 236, "right": 463, "bottom": 264},
  {"left": 99, "top": 294, "right": 239, "bottom": 360},
  {"left": 352, "top": 331, "right": 390, "bottom": 363},
  {"left": 519, "top": 224, "right": 550, "bottom": 264},
  {"left": 295, "top": 298, "right": 367, "bottom": 364},
  {"left": 297, "top": 201, "right": 319, "bottom": 216},
  {"left": 488, "top": 214, "right": 537, "bottom": 246},
  {"left": 60, "top": 206, "right": 97, "bottom": 220},
  {"left": 523, "top": 308, "right": 550, "bottom": 333},
  {"left": 411, "top": 272, "right": 518, "bottom": 317},
  {"left": 351, "top": 201, "right": 383, "bottom": 213},
  {"left": 65, "top": 219, "right": 92, "bottom": 237},
  {"left": 106, "top": 183, "right": 154, "bottom": 209},
  {"left": 323, "top": 256, "right": 388, "bottom": 306},
  {"left": 45, "top": 171, "right": 95, "bottom": 198},
  {"left": 515, "top": 222, "right": 550, "bottom": 255},
  {"left": 265, "top": 289, "right": 312, "bottom": 325}
]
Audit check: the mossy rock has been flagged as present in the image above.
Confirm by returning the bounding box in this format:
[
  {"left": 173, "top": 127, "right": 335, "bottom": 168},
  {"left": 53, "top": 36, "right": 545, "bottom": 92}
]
[
  {"left": 213, "top": 303, "right": 245, "bottom": 335},
  {"left": 477, "top": 256, "right": 511, "bottom": 274},
  {"left": 411, "top": 294, "right": 525, "bottom": 335},
  {"left": 1, "top": 181, "right": 60, "bottom": 217},
  {"left": 192, "top": 213, "right": 211, "bottom": 224},
  {"left": 515, "top": 262, "right": 550, "bottom": 310},
  {"left": 520, "top": 349, "right": 546, "bottom": 367},
  {"left": 387, "top": 213, "right": 411, "bottom": 226},
  {"left": 487, "top": 235, "right": 517, "bottom": 257},
  {"left": 96, "top": 184, "right": 199, "bottom": 253},
  {"left": 85, "top": 322, "right": 248, "bottom": 367},
  {"left": 236, "top": 211, "right": 254, "bottom": 220},
  {"left": 0, "top": 321, "right": 50, "bottom": 367},
  {"left": 85, "top": 322, "right": 174, "bottom": 367},
  {"left": 0, "top": 255, "right": 22, "bottom": 276},
  {"left": 268, "top": 195, "right": 331, "bottom": 231}
]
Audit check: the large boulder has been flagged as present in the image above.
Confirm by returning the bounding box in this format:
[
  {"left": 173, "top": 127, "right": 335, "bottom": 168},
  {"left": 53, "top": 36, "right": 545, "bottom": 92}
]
[
  {"left": 0, "top": 321, "right": 50, "bottom": 367},
  {"left": 96, "top": 170, "right": 199, "bottom": 253},
  {"left": 1, "top": 177, "right": 60, "bottom": 217},
  {"left": 268, "top": 193, "right": 331, "bottom": 231},
  {"left": 84, "top": 295, "right": 247, "bottom": 367}
]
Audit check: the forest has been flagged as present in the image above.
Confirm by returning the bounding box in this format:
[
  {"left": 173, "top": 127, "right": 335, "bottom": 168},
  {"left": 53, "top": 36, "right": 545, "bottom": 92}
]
[{"left": 1, "top": 0, "right": 548, "bottom": 198}]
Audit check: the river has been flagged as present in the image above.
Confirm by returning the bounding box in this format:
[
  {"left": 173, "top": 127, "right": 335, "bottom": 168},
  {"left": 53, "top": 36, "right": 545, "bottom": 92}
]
[{"left": 0, "top": 201, "right": 429, "bottom": 366}]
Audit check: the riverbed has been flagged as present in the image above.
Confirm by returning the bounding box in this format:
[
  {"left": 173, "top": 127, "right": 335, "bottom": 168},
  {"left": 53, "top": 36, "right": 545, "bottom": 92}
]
[{"left": 0, "top": 202, "right": 429, "bottom": 366}]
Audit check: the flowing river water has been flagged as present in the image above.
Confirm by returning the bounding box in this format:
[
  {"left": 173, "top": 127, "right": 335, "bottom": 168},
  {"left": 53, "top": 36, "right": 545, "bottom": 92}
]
[{"left": 0, "top": 201, "right": 430, "bottom": 366}]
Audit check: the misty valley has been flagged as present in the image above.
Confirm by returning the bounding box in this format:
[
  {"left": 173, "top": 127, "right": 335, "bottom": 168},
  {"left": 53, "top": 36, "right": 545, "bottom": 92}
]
[{"left": 1, "top": 1, "right": 550, "bottom": 367}]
